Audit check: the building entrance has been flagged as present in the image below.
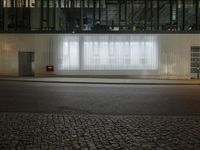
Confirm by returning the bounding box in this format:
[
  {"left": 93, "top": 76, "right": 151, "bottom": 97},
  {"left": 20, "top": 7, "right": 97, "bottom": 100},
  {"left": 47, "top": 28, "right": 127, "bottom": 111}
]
[{"left": 18, "top": 52, "right": 34, "bottom": 76}]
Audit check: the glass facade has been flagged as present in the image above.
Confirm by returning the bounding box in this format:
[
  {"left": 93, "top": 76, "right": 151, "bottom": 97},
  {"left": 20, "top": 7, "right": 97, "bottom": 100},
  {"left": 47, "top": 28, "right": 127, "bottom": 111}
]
[{"left": 0, "top": 0, "right": 200, "bottom": 33}]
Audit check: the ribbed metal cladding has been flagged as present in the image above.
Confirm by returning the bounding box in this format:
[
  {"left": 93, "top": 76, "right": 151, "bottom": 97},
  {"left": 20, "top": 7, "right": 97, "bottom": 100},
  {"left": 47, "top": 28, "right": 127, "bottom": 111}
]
[{"left": 0, "top": 33, "right": 199, "bottom": 79}]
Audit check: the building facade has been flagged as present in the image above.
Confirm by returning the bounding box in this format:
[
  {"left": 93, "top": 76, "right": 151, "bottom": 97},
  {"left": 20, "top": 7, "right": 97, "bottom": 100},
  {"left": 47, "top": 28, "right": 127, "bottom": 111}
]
[{"left": 0, "top": 0, "right": 200, "bottom": 79}]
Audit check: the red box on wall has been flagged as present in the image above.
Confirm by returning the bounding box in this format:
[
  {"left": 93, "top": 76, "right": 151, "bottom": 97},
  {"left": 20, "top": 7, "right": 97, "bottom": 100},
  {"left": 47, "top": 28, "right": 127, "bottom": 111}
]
[{"left": 46, "top": 65, "right": 54, "bottom": 72}]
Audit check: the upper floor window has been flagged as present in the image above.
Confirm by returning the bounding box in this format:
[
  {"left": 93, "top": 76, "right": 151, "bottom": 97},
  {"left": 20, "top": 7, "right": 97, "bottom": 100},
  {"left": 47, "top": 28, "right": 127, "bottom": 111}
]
[{"left": 1, "top": 0, "right": 200, "bottom": 33}]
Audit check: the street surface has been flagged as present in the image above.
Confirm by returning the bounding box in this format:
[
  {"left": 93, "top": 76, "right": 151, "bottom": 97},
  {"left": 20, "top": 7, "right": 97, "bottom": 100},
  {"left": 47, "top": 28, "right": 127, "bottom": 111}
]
[
  {"left": 0, "top": 81, "right": 200, "bottom": 149},
  {"left": 0, "top": 81, "right": 200, "bottom": 115}
]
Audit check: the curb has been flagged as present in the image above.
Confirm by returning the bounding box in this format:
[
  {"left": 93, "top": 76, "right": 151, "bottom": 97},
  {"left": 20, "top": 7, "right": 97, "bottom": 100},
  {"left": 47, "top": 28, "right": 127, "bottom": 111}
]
[{"left": 1, "top": 79, "right": 200, "bottom": 85}]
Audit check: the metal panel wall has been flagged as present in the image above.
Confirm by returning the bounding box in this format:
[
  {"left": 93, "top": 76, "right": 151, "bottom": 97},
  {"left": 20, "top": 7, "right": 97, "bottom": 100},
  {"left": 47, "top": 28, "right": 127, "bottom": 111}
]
[{"left": 0, "top": 33, "right": 199, "bottom": 79}]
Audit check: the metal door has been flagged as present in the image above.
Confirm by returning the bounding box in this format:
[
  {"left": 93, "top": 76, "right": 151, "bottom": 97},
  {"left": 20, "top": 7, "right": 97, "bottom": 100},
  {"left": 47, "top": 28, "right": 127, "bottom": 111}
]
[{"left": 18, "top": 52, "right": 34, "bottom": 76}]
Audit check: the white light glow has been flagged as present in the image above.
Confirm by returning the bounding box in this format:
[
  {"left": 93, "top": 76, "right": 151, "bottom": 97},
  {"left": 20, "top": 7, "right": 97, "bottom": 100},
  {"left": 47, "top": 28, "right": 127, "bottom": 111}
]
[
  {"left": 60, "top": 35, "right": 158, "bottom": 71},
  {"left": 61, "top": 41, "right": 79, "bottom": 70},
  {"left": 83, "top": 40, "right": 158, "bottom": 70}
]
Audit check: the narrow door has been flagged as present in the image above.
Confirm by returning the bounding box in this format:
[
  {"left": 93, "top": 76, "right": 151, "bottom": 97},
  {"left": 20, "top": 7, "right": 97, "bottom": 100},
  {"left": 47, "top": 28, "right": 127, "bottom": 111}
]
[{"left": 18, "top": 52, "right": 34, "bottom": 76}]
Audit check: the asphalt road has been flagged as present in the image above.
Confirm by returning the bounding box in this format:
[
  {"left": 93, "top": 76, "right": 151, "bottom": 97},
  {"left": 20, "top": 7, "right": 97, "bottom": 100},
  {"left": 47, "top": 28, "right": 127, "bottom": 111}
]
[{"left": 0, "top": 81, "right": 200, "bottom": 115}]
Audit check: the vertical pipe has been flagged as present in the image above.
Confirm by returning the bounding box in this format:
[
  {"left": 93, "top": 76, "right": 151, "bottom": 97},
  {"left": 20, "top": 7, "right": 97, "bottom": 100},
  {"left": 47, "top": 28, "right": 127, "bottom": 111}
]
[
  {"left": 125, "top": 0, "right": 127, "bottom": 25},
  {"left": 54, "top": 0, "right": 56, "bottom": 30},
  {"left": 150, "top": 0, "right": 153, "bottom": 30},
  {"left": 132, "top": 0, "right": 133, "bottom": 27},
  {"left": 11, "top": 0, "right": 14, "bottom": 7},
  {"left": 59, "top": 0, "right": 61, "bottom": 8},
  {"left": 65, "top": 0, "right": 68, "bottom": 31},
  {"left": 99, "top": 0, "right": 101, "bottom": 21},
  {"left": 144, "top": 0, "right": 147, "bottom": 30},
  {"left": 47, "top": 0, "right": 49, "bottom": 30},
  {"left": 67, "top": 0, "right": 69, "bottom": 8},
  {"left": 157, "top": 0, "right": 159, "bottom": 30},
  {"left": 28, "top": 0, "right": 31, "bottom": 30},
  {"left": 93, "top": 0, "right": 96, "bottom": 24},
  {"left": 182, "top": 0, "right": 185, "bottom": 30},
  {"left": 119, "top": 0, "right": 121, "bottom": 28},
  {"left": 80, "top": 0, "right": 82, "bottom": 31},
  {"left": 0, "top": 0, "right": 4, "bottom": 31},
  {"left": 3, "top": 0, "right": 5, "bottom": 31},
  {"left": 41, "top": 0, "right": 43, "bottom": 30},
  {"left": 176, "top": 0, "right": 178, "bottom": 31},
  {"left": 15, "top": 0, "right": 17, "bottom": 30},
  {"left": 195, "top": 0, "right": 198, "bottom": 30},
  {"left": 64, "top": 0, "right": 66, "bottom": 8},
  {"left": 106, "top": 1, "right": 107, "bottom": 25},
  {"left": 72, "top": 0, "right": 74, "bottom": 8},
  {"left": 170, "top": 0, "right": 172, "bottom": 31}
]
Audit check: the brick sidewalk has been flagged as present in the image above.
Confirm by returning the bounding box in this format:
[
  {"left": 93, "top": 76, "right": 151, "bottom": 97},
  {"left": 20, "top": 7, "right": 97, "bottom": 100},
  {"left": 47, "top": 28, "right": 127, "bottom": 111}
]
[{"left": 0, "top": 113, "right": 200, "bottom": 150}]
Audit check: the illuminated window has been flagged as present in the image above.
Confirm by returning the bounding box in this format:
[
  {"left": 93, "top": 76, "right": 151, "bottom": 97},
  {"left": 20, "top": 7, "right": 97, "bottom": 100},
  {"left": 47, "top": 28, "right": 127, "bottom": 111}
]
[
  {"left": 61, "top": 41, "right": 79, "bottom": 70},
  {"left": 59, "top": 35, "right": 158, "bottom": 71},
  {"left": 83, "top": 39, "right": 158, "bottom": 70}
]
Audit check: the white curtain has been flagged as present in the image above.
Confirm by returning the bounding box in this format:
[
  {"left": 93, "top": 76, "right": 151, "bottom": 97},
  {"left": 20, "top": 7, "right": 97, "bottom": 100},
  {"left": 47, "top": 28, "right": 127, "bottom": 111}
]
[
  {"left": 60, "top": 34, "right": 158, "bottom": 71},
  {"left": 59, "top": 36, "right": 79, "bottom": 70}
]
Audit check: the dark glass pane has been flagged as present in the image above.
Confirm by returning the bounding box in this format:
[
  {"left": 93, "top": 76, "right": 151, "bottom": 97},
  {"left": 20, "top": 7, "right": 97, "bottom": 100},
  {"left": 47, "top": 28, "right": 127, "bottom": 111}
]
[
  {"left": 106, "top": 3, "right": 119, "bottom": 30},
  {"left": 132, "top": 0, "right": 145, "bottom": 31},
  {"left": 177, "top": 0, "right": 183, "bottom": 30},
  {"left": 82, "top": 1, "right": 93, "bottom": 31},
  {"left": 185, "top": 0, "right": 196, "bottom": 31},
  {"left": 152, "top": 0, "right": 158, "bottom": 31},
  {"left": 30, "top": 0, "right": 41, "bottom": 31},
  {"left": 146, "top": 0, "right": 152, "bottom": 31},
  {"left": 126, "top": 0, "right": 132, "bottom": 29},
  {"left": 171, "top": 0, "right": 178, "bottom": 31},
  {"left": 159, "top": 0, "right": 170, "bottom": 31},
  {"left": 119, "top": 1, "right": 127, "bottom": 31},
  {"left": 99, "top": 0, "right": 106, "bottom": 26}
]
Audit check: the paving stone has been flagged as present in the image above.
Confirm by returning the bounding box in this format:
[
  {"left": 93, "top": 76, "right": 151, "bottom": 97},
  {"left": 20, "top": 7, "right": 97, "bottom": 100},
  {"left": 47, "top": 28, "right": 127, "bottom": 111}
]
[{"left": 0, "top": 113, "right": 200, "bottom": 150}]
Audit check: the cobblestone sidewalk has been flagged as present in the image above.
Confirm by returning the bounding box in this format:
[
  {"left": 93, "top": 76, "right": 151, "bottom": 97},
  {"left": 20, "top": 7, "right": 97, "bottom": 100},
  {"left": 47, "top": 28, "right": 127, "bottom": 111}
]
[{"left": 0, "top": 113, "right": 200, "bottom": 150}]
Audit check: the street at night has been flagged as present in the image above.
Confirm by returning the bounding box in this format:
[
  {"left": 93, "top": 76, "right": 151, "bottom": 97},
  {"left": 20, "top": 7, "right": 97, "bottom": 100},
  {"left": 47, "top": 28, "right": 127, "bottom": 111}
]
[
  {"left": 1, "top": 0, "right": 200, "bottom": 149},
  {"left": 0, "top": 81, "right": 200, "bottom": 149},
  {"left": 1, "top": 81, "right": 200, "bottom": 115}
]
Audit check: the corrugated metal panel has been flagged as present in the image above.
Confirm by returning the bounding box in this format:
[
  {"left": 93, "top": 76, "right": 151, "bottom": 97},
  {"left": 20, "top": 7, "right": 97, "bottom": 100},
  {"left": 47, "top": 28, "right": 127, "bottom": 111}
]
[{"left": 0, "top": 33, "right": 200, "bottom": 79}]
